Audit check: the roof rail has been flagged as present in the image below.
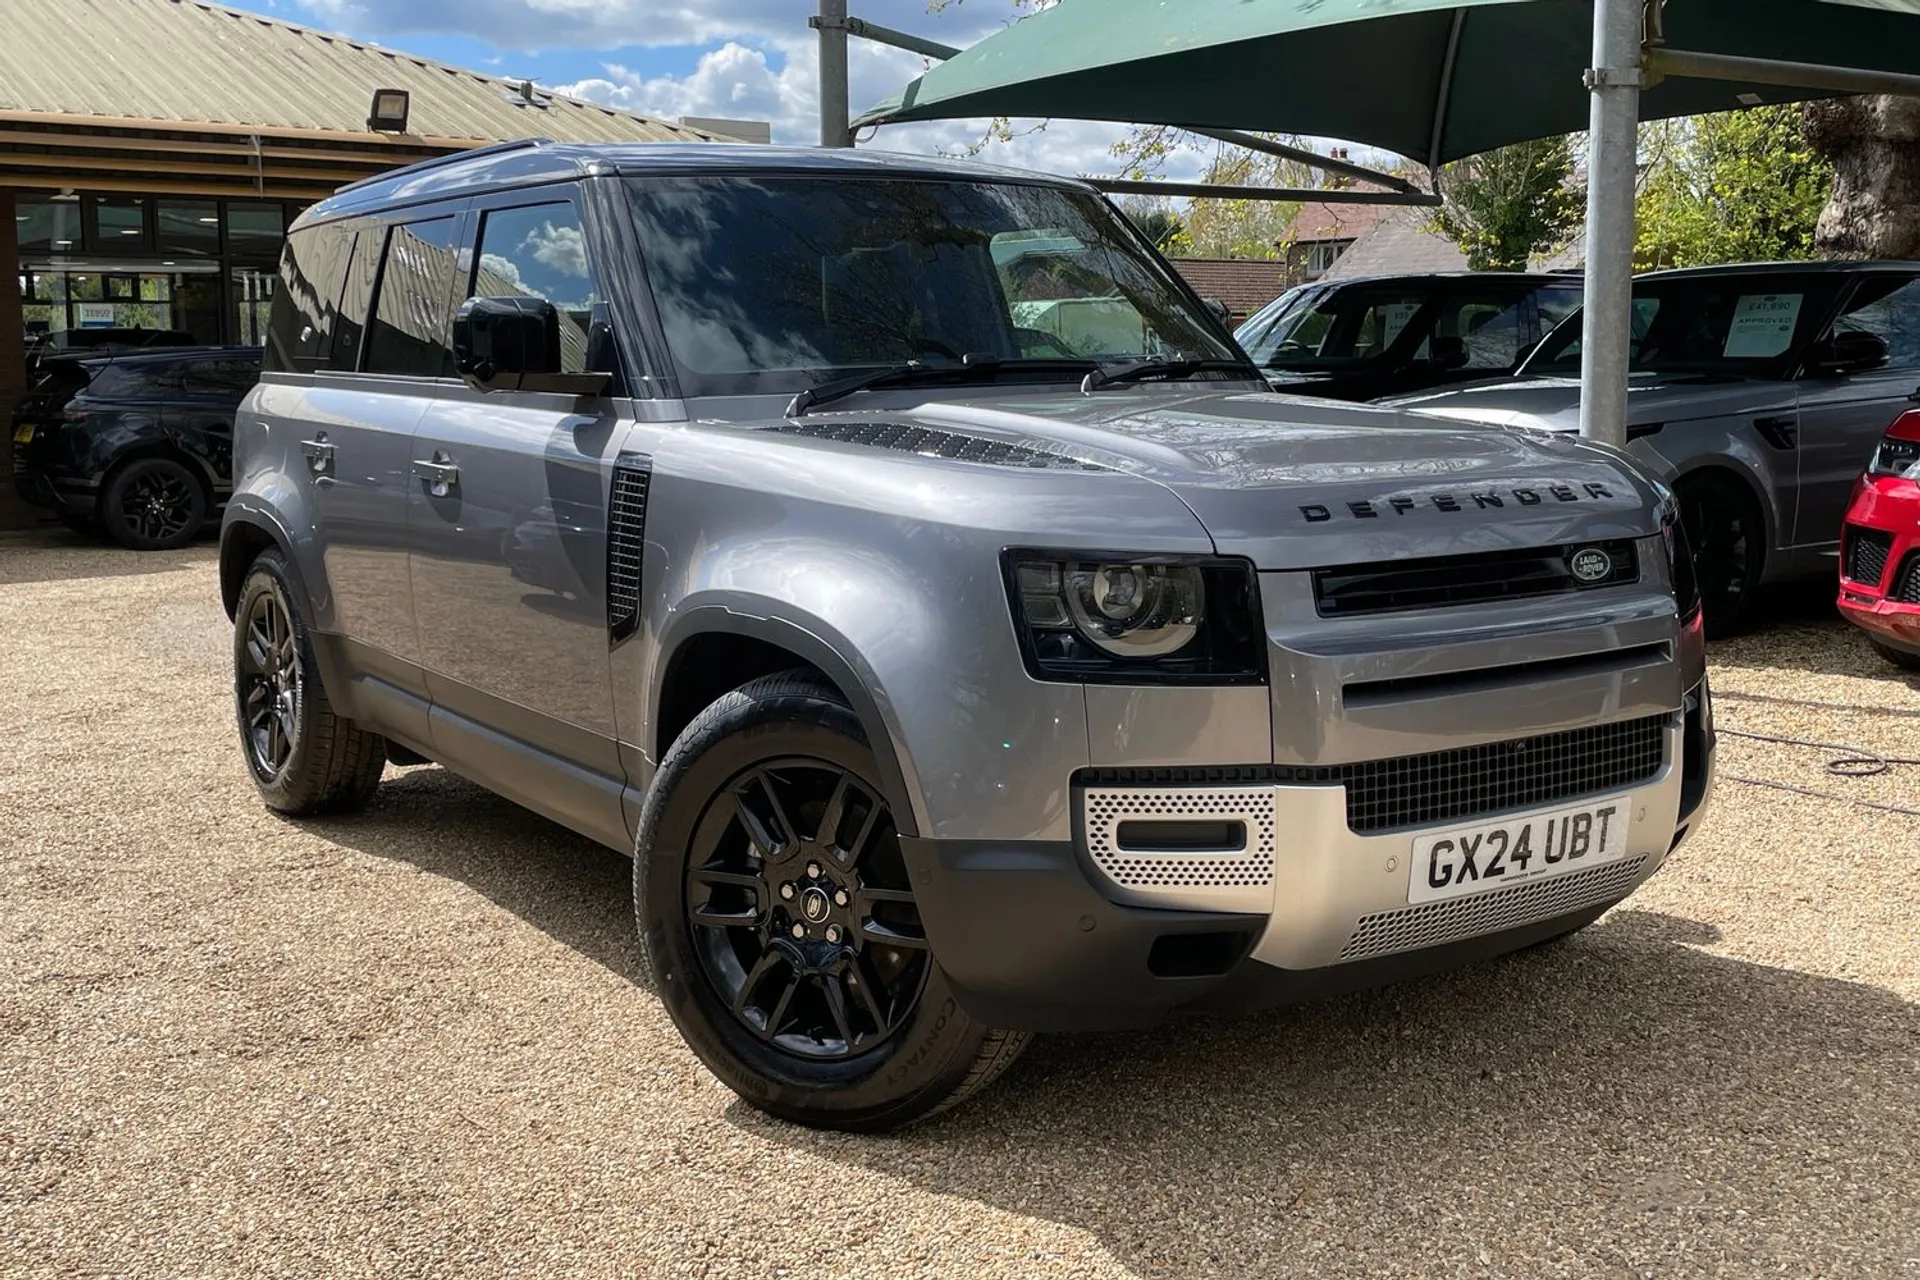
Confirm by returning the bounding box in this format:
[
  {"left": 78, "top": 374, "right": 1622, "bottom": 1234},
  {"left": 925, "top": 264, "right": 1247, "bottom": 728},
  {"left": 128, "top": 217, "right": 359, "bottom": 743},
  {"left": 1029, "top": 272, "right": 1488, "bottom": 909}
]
[{"left": 333, "top": 137, "right": 554, "bottom": 194}]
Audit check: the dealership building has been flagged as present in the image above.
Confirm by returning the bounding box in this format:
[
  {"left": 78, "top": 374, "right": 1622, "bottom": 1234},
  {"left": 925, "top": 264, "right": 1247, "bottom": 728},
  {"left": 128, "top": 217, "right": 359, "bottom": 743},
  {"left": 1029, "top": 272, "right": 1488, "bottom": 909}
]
[{"left": 0, "top": 0, "right": 730, "bottom": 527}]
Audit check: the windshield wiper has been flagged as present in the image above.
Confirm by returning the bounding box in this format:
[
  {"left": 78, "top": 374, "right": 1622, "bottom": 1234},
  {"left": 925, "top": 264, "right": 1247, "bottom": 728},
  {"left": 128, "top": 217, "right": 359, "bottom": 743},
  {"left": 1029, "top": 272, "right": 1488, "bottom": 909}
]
[
  {"left": 1081, "top": 358, "right": 1257, "bottom": 394},
  {"left": 787, "top": 353, "right": 1005, "bottom": 417}
]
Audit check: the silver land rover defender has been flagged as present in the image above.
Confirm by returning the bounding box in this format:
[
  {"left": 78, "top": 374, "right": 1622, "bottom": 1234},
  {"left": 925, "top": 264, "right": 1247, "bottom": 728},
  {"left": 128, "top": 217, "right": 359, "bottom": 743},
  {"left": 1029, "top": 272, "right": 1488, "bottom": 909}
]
[{"left": 221, "top": 142, "right": 1715, "bottom": 1131}]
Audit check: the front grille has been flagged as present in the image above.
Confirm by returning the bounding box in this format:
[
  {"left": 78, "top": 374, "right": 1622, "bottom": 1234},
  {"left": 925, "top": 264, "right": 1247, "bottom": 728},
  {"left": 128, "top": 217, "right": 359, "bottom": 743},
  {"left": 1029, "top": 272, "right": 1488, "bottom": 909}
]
[
  {"left": 768, "top": 420, "right": 1106, "bottom": 470},
  {"left": 1313, "top": 541, "right": 1639, "bottom": 617},
  {"left": 1338, "top": 715, "right": 1668, "bottom": 833},
  {"left": 1844, "top": 525, "right": 1894, "bottom": 589},
  {"left": 1079, "top": 714, "right": 1670, "bottom": 836},
  {"left": 1894, "top": 553, "right": 1920, "bottom": 605},
  {"left": 1337, "top": 857, "right": 1648, "bottom": 961}
]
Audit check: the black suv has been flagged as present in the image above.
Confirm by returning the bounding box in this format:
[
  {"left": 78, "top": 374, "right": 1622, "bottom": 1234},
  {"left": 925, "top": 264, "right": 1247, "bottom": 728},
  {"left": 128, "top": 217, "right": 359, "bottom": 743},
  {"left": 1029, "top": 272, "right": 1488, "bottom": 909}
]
[
  {"left": 1234, "top": 272, "right": 1584, "bottom": 401},
  {"left": 11, "top": 346, "right": 261, "bottom": 549}
]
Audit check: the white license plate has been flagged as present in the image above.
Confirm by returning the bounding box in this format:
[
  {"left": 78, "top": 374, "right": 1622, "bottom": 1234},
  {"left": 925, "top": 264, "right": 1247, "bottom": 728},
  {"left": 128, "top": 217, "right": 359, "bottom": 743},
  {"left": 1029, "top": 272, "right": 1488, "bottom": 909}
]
[{"left": 1409, "top": 796, "right": 1632, "bottom": 905}]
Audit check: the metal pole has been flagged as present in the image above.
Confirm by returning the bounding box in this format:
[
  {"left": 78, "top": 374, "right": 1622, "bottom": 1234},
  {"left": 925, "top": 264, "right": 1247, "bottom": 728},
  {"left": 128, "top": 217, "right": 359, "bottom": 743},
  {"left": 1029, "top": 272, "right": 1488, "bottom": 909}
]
[
  {"left": 817, "top": 0, "right": 853, "bottom": 148},
  {"left": 1091, "top": 178, "right": 1439, "bottom": 206},
  {"left": 1577, "top": 0, "right": 1645, "bottom": 449}
]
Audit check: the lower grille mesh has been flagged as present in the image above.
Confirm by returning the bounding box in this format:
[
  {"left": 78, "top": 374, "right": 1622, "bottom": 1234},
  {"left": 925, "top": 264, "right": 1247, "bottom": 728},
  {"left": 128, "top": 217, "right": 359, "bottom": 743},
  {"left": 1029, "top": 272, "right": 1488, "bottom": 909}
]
[
  {"left": 1895, "top": 553, "right": 1920, "bottom": 605},
  {"left": 1845, "top": 525, "right": 1894, "bottom": 589},
  {"left": 1338, "top": 857, "right": 1648, "bottom": 961},
  {"left": 1339, "top": 716, "right": 1668, "bottom": 833},
  {"left": 1082, "top": 787, "right": 1275, "bottom": 892}
]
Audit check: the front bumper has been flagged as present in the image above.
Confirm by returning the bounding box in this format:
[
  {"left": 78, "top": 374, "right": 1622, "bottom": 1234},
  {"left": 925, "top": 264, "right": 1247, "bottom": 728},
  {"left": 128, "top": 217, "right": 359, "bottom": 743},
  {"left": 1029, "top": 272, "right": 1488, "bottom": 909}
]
[
  {"left": 904, "top": 691, "right": 1715, "bottom": 1033},
  {"left": 1837, "top": 482, "right": 1920, "bottom": 653}
]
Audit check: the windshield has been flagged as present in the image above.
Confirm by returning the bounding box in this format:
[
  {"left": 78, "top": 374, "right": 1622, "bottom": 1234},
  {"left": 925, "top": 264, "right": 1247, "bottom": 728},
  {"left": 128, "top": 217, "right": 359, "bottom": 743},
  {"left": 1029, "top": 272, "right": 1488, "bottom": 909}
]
[
  {"left": 1525, "top": 274, "right": 1843, "bottom": 379},
  {"left": 625, "top": 176, "right": 1241, "bottom": 396},
  {"left": 1236, "top": 280, "right": 1578, "bottom": 374}
]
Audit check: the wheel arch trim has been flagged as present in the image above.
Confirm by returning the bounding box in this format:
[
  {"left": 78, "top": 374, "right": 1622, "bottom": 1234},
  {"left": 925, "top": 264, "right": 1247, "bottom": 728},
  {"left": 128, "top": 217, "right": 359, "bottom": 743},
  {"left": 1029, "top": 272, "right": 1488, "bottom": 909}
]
[{"left": 649, "top": 604, "right": 927, "bottom": 840}]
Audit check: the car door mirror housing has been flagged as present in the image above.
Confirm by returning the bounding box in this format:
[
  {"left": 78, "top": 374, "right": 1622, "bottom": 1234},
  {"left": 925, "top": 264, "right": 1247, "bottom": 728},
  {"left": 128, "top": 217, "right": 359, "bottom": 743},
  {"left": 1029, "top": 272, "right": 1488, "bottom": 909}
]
[
  {"left": 1808, "top": 329, "right": 1891, "bottom": 376},
  {"left": 453, "top": 296, "right": 609, "bottom": 396},
  {"left": 1203, "top": 297, "right": 1233, "bottom": 326},
  {"left": 1428, "top": 335, "right": 1470, "bottom": 371}
]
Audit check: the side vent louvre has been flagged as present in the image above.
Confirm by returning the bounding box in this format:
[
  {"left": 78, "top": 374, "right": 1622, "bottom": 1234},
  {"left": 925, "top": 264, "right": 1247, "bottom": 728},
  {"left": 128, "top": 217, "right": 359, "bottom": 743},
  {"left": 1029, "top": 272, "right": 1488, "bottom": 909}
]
[{"left": 607, "top": 460, "right": 651, "bottom": 642}]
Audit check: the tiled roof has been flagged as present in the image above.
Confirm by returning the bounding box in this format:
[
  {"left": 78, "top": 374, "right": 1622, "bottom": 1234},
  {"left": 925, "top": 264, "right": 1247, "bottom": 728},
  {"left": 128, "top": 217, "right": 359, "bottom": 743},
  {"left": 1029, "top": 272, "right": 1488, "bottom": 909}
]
[
  {"left": 1168, "top": 257, "right": 1290, "bottom": 318},
  {"left": 0, "top": 0, "right": 720, "bottom": 145},
  {"left": 1320, "top": 207, "right": 1469, "bottom": 279},
  {"left": 1287, "top": 196, "right": 1392, "bottom": 245}
]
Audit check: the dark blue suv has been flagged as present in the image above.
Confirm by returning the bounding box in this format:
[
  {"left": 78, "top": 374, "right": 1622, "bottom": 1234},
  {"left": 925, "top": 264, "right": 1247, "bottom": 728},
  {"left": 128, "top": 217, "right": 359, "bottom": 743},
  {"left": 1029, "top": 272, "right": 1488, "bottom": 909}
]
[{"left": 11, "top": 346, "right": 261, "bottom": 549}]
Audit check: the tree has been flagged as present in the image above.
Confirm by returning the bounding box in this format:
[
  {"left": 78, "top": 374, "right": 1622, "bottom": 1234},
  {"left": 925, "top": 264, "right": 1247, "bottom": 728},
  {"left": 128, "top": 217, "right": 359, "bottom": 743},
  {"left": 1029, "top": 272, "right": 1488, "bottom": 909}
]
[
  {"left": 1634, "top": 105, "right": 1834, "bottom": 270},
  {"left": 1803, "top": 96, "right": 1920, "bottom": 260},
  {"left": 1431, "top": 136, "right": 1584, "bottom": 271},
  {"left": 1115, "top": 195, "right": 1189, "bottom": 254}
]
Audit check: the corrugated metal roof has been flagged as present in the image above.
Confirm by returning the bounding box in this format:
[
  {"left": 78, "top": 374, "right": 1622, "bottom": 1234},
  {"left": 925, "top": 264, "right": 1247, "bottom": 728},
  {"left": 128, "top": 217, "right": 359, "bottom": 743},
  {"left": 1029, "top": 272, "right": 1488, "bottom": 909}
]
[{"left": 0, "top": 0, "right": 719, "bottom": 145}]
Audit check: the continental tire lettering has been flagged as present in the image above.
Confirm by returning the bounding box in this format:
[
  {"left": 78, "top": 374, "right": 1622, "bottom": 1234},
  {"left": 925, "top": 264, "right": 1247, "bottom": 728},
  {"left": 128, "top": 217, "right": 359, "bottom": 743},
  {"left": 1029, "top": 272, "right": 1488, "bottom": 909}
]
[{"left": 882, "top": 996, "right": 957, "bottom": 1089}]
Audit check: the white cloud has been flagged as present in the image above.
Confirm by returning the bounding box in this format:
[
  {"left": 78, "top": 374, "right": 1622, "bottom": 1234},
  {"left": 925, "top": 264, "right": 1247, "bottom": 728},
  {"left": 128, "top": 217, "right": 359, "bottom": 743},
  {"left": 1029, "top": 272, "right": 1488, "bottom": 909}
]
[
  {"left": 524, "top": 221, "right": 589, "bottom": 279},
  {"left": 298, "top": 0, "right": 1014, "bottom": 54}
]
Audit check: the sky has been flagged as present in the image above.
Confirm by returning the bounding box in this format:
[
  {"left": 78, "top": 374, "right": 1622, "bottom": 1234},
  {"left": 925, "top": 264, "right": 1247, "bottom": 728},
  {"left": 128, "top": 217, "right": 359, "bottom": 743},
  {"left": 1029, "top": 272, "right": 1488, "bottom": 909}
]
[{"left": 228, "top": 0, "right": 1204, "bottom": 181}]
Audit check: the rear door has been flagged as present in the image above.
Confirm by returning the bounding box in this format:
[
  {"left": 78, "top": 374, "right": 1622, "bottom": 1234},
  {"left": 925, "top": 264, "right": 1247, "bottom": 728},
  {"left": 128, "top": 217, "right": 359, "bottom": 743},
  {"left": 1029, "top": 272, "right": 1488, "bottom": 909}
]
[
  {"left": 405, "top": 187, "right": 635, "bottom": 850},
  {"left": 166, "top": 353, "right": 259, "bottom": 497},
  {"left": 1792, "top": 272, "right": 1920, "bottom": 546}
]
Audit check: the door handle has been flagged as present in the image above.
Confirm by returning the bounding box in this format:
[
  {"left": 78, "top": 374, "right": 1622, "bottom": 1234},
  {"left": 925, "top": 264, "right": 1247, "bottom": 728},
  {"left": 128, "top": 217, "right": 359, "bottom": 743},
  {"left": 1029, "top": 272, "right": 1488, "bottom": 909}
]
[
  {"left": 413, "top": 452, "right": 460, "bottom": 497},
  {"left": 299, "top": 433, "right": 334, "bottom": 476},
  {"left": 1752, "top": 415, "right": 1798, "bottom": 451}
]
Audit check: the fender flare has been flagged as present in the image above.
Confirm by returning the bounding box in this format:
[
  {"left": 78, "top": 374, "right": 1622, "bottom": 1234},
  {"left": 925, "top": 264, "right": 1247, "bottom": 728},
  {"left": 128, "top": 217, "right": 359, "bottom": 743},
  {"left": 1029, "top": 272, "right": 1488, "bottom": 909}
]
[
  {"left": 649, "top": 605, "right": 926, "bottom": 840},
  {"left": 218, "top": 500, "right": 302, "bottom": 620}
]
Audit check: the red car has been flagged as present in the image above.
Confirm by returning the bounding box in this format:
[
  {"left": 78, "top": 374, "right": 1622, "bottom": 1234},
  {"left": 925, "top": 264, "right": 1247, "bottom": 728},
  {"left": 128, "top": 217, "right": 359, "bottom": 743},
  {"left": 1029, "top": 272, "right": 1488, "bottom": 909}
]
[{"left": 1838, "top": 407, "right": 1920, "bottom": 671}]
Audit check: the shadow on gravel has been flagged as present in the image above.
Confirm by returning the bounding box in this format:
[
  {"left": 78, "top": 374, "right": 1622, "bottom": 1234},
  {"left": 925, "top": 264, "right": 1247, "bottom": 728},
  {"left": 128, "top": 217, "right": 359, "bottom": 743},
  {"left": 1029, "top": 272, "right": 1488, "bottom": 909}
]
[
  {"left": 297, "top": 765, "right": 645, "bottom": 982},
  {"left": 0, "top": 526, "right": 217, "bottom": 586},
  {"left": 755, "top": 908, "right": 1920, "bottom": 1275},
  {"left": 1711, "top": 578, "right": 1920, "bottom": 689}
]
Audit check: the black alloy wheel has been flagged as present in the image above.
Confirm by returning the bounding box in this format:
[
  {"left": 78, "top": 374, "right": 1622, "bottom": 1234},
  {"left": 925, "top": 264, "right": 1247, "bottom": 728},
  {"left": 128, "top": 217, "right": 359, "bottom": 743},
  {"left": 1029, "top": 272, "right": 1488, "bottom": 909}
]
[
  {"left": 101, "top": 457, "right": 208, "bottom": 550},
  {"left": 687, "top": 759, "right": 927, "bottom": 1061},
  {"left": 635, "top": 671, "right": 1029, "bottom": 1131},
  {"left": 230, "top": 548, "right": 385, "bottom": 816},
  {"left": 237, "top": 580, "right": 301, "bottom": 783},
  {"left": 1680, "top": 479, "right": 1762, "bottom": 637}
]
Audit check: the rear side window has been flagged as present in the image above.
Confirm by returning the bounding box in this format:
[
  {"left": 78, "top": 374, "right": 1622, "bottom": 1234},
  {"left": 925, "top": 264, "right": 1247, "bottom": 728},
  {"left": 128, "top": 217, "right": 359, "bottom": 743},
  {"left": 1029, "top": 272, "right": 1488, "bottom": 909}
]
[
  {"left": 366, "top": 217, "right": 462, "bottom": 377},
  {"left": 266, "top": 225, "right": 354, "bottom": 374},
  {"left": 87, "top": 360, "right": 186, "bottom": 399},
  {"left": 469, "top": 200, "right": 598, "bottom": 374},
  {"left": 181, "top": 357, "right": 262, "bottom": 399},
  {"left": 1827, "top": 274, "right": 1920, "bottom": 368}
]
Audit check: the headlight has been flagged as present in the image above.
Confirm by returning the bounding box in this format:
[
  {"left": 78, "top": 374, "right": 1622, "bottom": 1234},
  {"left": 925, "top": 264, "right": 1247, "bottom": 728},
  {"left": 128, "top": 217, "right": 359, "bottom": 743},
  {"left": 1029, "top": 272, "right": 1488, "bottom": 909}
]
[
  {"left": 1662, "top": 506, "right": 1701, "bottom": 622},
  {"left": 1867, "top": 411, "right": 1920, "bottom": 479},
  {"left": 1007, "top": 553, "right": 1265, "bottom": 684}
]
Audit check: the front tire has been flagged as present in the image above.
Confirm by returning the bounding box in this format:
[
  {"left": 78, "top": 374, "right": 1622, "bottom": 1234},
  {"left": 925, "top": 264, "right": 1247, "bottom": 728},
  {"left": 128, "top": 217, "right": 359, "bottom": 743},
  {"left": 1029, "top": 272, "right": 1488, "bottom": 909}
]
[
  {"left": 1679, "top": 476, "right": 1764, "bottom": 638},
  {"left": 101, "top": 456, "right": 208, "bottom": 550},
  {"left": 232, "top": 549, "right": 385, "bottom": 815},
  {"left": 635, "top": 671, "right": 1028, "bottom": 1132},
  {"left": 1870, "top": 637, "right": 1920, "bottom": 672}
]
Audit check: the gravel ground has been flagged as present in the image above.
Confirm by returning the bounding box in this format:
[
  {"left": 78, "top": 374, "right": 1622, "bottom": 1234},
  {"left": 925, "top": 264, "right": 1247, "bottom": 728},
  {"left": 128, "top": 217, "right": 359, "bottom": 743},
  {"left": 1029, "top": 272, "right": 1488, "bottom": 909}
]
[{"left": 3, "top": 530, "right": 1917, "bottom": 1279}]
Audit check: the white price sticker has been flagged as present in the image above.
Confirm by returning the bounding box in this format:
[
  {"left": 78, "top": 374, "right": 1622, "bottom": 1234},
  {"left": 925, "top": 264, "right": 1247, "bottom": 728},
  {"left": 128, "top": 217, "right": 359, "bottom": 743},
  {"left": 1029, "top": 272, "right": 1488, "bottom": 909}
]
[{"left": 1723, "top": 293, "right": 1804, "bottom": 359}]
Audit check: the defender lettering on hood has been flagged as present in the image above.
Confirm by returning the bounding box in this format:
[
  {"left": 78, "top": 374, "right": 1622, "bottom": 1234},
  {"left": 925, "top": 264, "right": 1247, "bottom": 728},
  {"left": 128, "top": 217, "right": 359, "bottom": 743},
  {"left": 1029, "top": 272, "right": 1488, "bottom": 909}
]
[{"left": 1301, "top": 483, "right": 1617, "bottom": 523}]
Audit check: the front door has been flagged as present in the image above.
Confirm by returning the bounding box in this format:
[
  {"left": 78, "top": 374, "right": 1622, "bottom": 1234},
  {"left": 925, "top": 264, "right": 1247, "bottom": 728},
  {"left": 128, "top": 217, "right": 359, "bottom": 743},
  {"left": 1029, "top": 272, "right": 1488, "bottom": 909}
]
[
  {"left": 1793, "top": 273, "right": 1920, "bottom": 547},
  {"left": 405, "top": 191, "right": 634, "bottom": 850}
]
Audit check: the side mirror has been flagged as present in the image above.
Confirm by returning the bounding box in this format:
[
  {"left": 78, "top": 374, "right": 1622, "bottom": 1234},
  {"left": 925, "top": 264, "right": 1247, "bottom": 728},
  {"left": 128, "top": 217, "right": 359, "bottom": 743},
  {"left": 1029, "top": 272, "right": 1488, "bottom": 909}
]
[
  {"left": 1203, "top": 297, "right": 1233, "bottom": 326},
  {"left": 1428, "top": 335, "right": 1470, "bottom": 371},
  {"left": 1808, "top": 329, "right": 1891, "bottom": 376},
  {"left": 453, "top": 296, "right": 609, "bottom": 396}
]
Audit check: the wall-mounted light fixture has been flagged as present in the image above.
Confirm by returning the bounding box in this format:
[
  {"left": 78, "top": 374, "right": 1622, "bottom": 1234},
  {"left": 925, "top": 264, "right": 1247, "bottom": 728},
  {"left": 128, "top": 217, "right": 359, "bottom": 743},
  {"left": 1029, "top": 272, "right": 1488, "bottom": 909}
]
[{"left": 367, "top": 88, "right": 411, "bottom": 132}]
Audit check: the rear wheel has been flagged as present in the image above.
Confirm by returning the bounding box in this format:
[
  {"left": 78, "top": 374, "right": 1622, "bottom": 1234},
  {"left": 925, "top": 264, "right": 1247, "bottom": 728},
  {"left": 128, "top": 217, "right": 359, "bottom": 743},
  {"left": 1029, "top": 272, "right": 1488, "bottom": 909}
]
[
  {"left": 1869, "top": 638, "right": 1920, "bottom": 672},
  {"left": 635, "top": 671, "right": 1028, "bottom": 1132},
  {"left": 232, "top": 549, "right": 385, "bottom": 815},
  {"left": 101, "top": 456, "right": 207, "bottom": 550},
  {"left": 1678, "top": 476, "right": 1764, "bottom": 638}
]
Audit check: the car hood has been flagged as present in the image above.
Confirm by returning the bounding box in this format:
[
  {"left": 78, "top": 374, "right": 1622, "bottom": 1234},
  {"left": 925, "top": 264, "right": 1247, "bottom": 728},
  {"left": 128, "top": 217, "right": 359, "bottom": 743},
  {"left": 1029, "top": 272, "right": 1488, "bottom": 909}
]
[
  {"left": 1381, "top": 375, "right": 1782, "bottom": 432},
  {"left": 815, "top": 386, "right": 1667, "bottom": 570}
]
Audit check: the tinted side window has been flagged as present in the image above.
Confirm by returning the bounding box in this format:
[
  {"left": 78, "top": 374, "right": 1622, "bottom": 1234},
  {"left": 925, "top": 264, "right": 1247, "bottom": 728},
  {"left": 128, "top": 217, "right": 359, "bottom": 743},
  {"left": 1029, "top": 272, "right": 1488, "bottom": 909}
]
[
  {"left": 88, "top": 360, "right": 184, "bottom": 399},
  {"left": 1828, "top": 275, "right": 1920, "bottom": 368},
  {"left": 1535, "top": 287, "right": 1583, "bottom": 332},
  {"left": 366, "top": 218, "right": 462, "bottom": 377},
  {"left": 330, "top": 226, "right": 378, "bottom": 371},
  {"left": 182, "top": 358, "right": 262, "bottom": 398},
  {"left": 265, "top": 225, "right": 353, "bottom": 373},
  {"left": 469, "top": 200, "right": 598, "bottom": 374}
]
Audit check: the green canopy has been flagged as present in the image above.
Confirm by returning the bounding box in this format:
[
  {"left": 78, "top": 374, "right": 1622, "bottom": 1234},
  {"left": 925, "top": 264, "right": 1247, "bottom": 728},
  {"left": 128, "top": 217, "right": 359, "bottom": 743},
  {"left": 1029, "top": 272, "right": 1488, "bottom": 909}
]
[{"left": 856, "top": 0, "right": 1920, "bottom": 167}]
